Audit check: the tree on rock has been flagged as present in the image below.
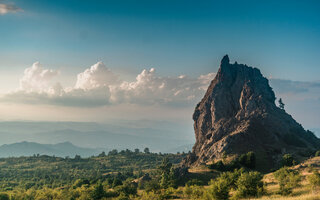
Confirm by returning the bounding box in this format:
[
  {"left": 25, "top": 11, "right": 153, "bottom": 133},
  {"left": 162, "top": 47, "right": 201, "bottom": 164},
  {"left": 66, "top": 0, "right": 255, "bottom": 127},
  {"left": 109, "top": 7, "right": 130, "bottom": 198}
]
[{"left": 278, "top": 98, "right": 285, "bottom": 110}]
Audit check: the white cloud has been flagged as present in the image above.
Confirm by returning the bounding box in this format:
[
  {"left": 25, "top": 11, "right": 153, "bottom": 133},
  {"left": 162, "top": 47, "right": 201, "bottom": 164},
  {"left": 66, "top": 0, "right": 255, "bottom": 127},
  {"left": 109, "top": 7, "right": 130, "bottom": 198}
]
[
  {"left": 0, "top": 2, "right": 21, "bottom": 15},
  {"left": 19, "top": 62, "right": 59, "bottom": 93},
  {"left": 75, "top": 62, "right": 118, "bottom": 90},
  {"left": 0, "top": 62, "right": 216, "bottom": 107},
  {"left": 109, "top": 68, "right": 215, "bottom": 105}
]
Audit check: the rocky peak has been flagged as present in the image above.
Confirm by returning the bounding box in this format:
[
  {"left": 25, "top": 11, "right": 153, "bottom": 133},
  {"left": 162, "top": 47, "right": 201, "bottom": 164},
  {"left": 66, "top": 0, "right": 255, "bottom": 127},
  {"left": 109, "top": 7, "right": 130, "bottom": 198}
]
[
  {"left": 221, "top": 54, "right": 230, "bottom": 65},
  {"left": 185, "top": 55, "right": 320, "bottom": 171}
]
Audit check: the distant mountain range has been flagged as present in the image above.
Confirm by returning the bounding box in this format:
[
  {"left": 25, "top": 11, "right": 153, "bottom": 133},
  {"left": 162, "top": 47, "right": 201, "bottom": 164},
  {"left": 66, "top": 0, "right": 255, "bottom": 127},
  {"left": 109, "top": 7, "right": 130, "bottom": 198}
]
[
  {"left": 0, "top": 141, "right": 194, "bottom": 158},
  {"left": 0, "top": 121, "right": 194, "bottom": 152},
  {"left": 0, "top": 141, "right": 104, "bottom": 158}
]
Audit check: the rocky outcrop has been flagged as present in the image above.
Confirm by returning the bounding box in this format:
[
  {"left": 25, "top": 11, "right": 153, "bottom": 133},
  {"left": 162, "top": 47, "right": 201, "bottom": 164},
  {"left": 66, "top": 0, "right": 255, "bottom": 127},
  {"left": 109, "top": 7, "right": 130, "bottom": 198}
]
[{"left": 184, "top": 55, "right": 320, "bottom": 171}]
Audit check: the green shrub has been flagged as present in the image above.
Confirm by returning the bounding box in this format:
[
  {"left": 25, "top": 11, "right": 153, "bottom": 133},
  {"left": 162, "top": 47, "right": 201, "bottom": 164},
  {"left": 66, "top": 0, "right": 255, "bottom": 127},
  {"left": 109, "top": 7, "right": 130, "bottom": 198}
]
[
  {"left": 234, "top": 171, "right": 263, "bottom": 199},
  {"left": 90, "top": 182, "right": 105, "bottom": 200},
  {"left": 226, "top": 159, "right": 241, "bottom": 171},
  {"left": 114, "top": 181, "right": 137, "bottom": 197},
  {"left": 315, "top": 151, "right": 320, "bottom": 157},
  {"left": 239, "top": 151, "right": 256, "bottom": 169},
  {"left": 185, "top": 179, "right": 204, "bottom": 186},
  {"left": 274, "top": 167, "right": 300, "bottom": 195},
  {"left": 308, "top": 170, "right": 320, "bottom": 192},
  {"left": 208, "top": 177, "right": 230, "bottom": 200},
  {"left": 145, "top": 179, "right": 160, "bottom": 192},
  {"left": 0, "top": 193, "right": 9, "bottom": 200},
  {"left": 183, "top": 185, "right": 204, "bottom": 199},
  {"left": 73, "top": 179, "right": 90, "bottom": 188},
  {"left": 183, "top": 185, "right": 193, "bottom": 198},
  {"left": 281, "top": 154, "right": 295, "bottom": 167},
  {"left": 115, "top": 193, "right": 130, "bottom": 200},
  {"left": 112, "top": 178, "right": 123, "bottom": 188},
  {"left": 219, "top": 168, "right": 245, "bottom": 189},
  {"left": 210, "top": 160, "right": 226, "bottom": 171}
]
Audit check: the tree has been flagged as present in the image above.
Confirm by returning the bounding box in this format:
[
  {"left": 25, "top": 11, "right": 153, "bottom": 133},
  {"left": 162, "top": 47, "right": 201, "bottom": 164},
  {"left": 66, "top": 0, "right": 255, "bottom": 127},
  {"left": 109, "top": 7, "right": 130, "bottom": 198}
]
[
  {"left": 144, "top": 179, "right": 160, "bottom": 192},
  {"left": 144, "top": 147, "right": 150, "bottom": 154},
  {"left": 208, "top": 177, "right": 230, "bottom": 200},
  {"left": 158, "top": 157, "right": 176, "bottom": 189},
  {"left": 0, "top": 193, "right": 9, "bottom": 200},
  {"left": 112, "top": 178, "right": 123, "bottom": 188},
  {"left": 235, "top": 171, "right": 264, "bottom": 198},
  {"left": 219, "top": 168, "right": 245, "bottom": 190},
  {"left": 115, "top": 180, "right": 137, "bottom": 197},
  {"left": 281, "top": 154, "right": 295, "bottom": 167},
  {"left": 134, "top": 148, "right": 140, "bottom": 154},
  {"left": 209, "top": 160, "right": 226, "bottom": 171},
  {"left": 274, "top": 167, "right": 300, "bottom": 195},
  {"left": 74, "top": 155, "right": 81, "bottom": 160},
  {"left": 98, "top": 151, "right": 106, "bottom": 157},
  {"left": 246, "top": 151, "right": 256, "bottom": 169},
  {"left": 278, "top": 98, "right": 285, "bottom": 110},
  {"left": 239, "top": 151, "right": 256, "bottom": 169},
  {"left": 90, "top": 182, "right": 105, "bottom": 200},
  {"left": 108, "top": 149, "right": 118, "bottom": 156}
]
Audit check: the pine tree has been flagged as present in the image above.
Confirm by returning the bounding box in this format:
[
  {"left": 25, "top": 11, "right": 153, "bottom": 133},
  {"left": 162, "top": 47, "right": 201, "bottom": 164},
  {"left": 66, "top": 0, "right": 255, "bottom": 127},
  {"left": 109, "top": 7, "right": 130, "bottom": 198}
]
[{"left": 278, "top": 98, "right": 285, "bottom": 110}]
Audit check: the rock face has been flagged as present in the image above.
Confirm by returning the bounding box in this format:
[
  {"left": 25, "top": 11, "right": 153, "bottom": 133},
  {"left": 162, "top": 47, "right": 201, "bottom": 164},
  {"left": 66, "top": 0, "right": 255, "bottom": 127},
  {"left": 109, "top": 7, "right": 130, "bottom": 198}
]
[{"left": 185, "top": 55, "right": 320, "bottom": 171}]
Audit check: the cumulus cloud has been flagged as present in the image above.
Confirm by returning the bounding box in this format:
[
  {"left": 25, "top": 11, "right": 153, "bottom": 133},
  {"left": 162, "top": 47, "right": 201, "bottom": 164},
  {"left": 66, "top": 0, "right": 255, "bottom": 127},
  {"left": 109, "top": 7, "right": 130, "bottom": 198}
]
[
  {"left": 75, "top": 62, "right": 119, "bottom": 90},
  {"left": 0, "top": 62, "right": 216, "bottom": 107},
  {"left": 110, "top": 68, "right": 215, "bottom": 105},
  {"left": 19, "top": 62, "right": 59, "bottom": 93},
  {"left": 0, "top": 2, "right": 21, "bottom": 15}
]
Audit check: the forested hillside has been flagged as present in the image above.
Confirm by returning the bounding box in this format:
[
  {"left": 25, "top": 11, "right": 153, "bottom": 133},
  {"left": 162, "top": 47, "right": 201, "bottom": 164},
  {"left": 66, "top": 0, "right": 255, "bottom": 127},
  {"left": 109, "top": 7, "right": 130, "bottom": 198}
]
[{"left": 1, "top": 150, "right": 320, "bottom": 199}]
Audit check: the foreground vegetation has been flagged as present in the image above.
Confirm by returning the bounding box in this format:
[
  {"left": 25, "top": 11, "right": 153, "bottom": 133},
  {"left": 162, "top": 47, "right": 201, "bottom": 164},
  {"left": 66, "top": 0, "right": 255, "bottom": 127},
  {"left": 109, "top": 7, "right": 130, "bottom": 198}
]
[{"left": 0, "top": 150, "right": 320, "bottom": 199}]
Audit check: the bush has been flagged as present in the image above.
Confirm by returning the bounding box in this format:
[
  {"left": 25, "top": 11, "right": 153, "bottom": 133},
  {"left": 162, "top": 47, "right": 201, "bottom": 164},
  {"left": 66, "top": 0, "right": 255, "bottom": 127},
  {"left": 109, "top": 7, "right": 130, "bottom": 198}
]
[
  {"left": 90, "top": 182, "right": 105, "bottom": 200},
  {"left": 239, "top": 152, "right": 256, "bottom": 169},
  {"left": 183, "top": 185, "right": 193, "bottom": 198},
  {"left": 0, "top": 193, "right": 9, "bottom": 200},
  {"left": 219, "top": 168, "right": 245, "bottom": 189},
  {"left": 210, "top": 160, "right": 226, "bottom": 171},
  {"left": 183, "top": 185, "right": 204, "bottom": 199},
  {"left": 308, "top": 170, "right": 320, "bottom": 192},
  {"left": 274, "top": 167, "right": 300, "bottom": 195},
  {"left": 208, "top": 177, "right": 230, "bottom": 200},
  {"left": 144, "top": 179, "right": 160, "bottom": 192},
  {"left": 115, "top": 193, "right": 129, "bottom": 200},
  {"left": 315, "top": 151, "right": 320, "bottom": 157},
  {"left": 112, "top": 178, "right": 123, "bottom": 188},
  {"left": 73, "top": 179, "right": 90, "bottom": 188},
  {"left": 226, "top": 159, "right": 241, "bottom": 171},
  {"left": 114, "top": 181, "right": 137, "bottom": 197},
  {"left": 281, "top": 154, "right": 295, "bottom": 167},
  {"left": 234, "top": 171, "right": 263, "bottom": 199},
  {"left": 185, "top": 179, "right": 204, "bottom": 186}
]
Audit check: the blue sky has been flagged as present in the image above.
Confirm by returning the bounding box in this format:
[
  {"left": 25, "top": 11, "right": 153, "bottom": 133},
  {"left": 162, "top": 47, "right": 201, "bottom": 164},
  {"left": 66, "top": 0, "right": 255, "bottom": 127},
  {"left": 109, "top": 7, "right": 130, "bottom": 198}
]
[
  {"left": 0, "top": 0, "right": 320, "bottom": 141},
  {"left": 1, "top": 0, "right": 320, "bottom": 80}
]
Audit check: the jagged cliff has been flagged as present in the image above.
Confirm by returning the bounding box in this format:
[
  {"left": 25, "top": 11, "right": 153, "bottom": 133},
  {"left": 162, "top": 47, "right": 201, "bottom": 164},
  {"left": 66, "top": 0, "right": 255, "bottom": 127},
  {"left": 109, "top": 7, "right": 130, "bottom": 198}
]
[{"left": 184, "top": 55, "right": 320, "bottom": 171}]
